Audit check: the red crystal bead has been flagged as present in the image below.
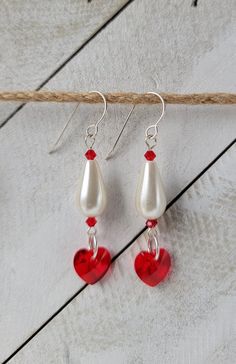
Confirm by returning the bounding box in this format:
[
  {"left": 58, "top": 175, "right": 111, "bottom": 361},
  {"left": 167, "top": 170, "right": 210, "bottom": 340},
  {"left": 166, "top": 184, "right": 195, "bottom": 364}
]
[
  {"left": 86, "top": 217, "right": 97, "bottom": 227},
  {"left": 144, "top": 150, "right": 156, "bottom": 161},
  {"left": 73, "top": 247, "right": 111, "bottom": 284},
  {"left": 134, "top": 248, "right": 171, "bottom": 287},
  {"left": 146, "top": 219, "right": 158, "bottom": 228},
  {"left": 85, "top": 149, "right": 96, "bottom": 160}
]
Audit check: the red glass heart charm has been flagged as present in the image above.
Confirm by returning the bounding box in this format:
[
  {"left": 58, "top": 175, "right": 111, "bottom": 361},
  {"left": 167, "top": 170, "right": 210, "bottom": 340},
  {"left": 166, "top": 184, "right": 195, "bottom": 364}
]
[
  {"left": 134, "top": 248, "right": 171, "bottom": 287},
  {"left": 74, "top": 247, "right": 111, "bottom": 284}
]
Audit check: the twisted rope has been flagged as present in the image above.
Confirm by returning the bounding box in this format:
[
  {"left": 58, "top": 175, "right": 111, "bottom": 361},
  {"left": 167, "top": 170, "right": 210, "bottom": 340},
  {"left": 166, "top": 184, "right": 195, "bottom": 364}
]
[{"left": 0, "top": 91, "right": 235, "bottom": 104}]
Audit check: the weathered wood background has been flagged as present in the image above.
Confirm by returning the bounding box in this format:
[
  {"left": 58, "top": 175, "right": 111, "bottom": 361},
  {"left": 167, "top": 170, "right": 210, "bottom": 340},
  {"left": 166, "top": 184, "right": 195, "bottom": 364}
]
[{"left": 0, "top": 1, "right": 235, "bottom": 363}]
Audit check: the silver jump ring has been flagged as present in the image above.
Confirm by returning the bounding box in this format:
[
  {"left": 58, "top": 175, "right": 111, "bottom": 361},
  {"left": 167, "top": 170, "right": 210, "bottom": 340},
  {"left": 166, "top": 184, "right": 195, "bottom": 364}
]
[
  {"left": 85, "top": 124, "right": 98, "bottom": 149},
  {"left": 86, "top": 124, "right": 98, "bottom": 138},
  {"left": 87, "top": 226, "right": 97, "bottom": 235},
  {"left": 145, "top": 133, "right": 158, "bottom": 149},
  {"left": 147, "top": 227, "right": 155, "bottom": 237},
  {"left": 87, "top": 227, "right": 98, "bottom": 259},
  {"left": 85, "top": 134, "right": 96, "bottom": 149},
  {"left": 147, "top": 229, "right": 159, "bottom": 260},
  {"left": 88, "top": 233, "right": 98, "bottom": 259},
  {"left": 145, "top": 125, "right": 158, "bottom": 140}
]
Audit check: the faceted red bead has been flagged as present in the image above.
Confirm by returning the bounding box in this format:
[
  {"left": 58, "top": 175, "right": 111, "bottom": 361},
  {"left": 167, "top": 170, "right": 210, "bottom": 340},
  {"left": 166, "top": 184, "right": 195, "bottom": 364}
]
[
  {"left": 73, "top": 247, "right": 111, "bottom": 284},
  {"left": 134, "top": 248, "right": 171, "bottom": 287},
  {"left": 144, "top": 150, "right": 156, "bottom": 161},
  {"left": 85, "top": 149, "right": 96, "bottom": 160},
  {"left": 86, "top": 217, "right": 97, "bottom": 227},
  {"left": 146, "top": 219, "right": 158, "bottom": 228}
]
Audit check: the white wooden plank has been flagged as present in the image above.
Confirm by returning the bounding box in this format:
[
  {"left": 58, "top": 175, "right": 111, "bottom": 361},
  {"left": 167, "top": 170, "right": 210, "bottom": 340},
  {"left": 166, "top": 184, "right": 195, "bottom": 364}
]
[
  {"left": 0, "top": 0, "right": 129, "bottom": 123},
  {"left": 8, "top": 142, "right": 236, "bottom": 364},
  {"left": 0, "top": 0, "right": 236, "bottom": 361}
]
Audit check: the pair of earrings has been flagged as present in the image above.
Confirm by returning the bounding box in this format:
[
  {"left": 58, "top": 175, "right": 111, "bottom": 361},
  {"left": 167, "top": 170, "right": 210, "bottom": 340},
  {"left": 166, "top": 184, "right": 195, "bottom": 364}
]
[{"left": 50, "top": 91, "right": 171, "bottom": 287}]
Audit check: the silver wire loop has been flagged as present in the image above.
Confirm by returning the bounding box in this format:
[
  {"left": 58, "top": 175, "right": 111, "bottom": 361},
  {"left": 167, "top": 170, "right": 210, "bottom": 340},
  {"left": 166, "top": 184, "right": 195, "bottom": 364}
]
[
  {"left": 85, "top": 135, "right": 96, "bottom": 149},
  {"left": 85, "top": 124, "right": 97, "bottom": 149},
  {"left": 86, "top": 124, "right": 98, "bottom": 137},
  {"left": 147, "top": 228, "right": 160, "bottom": 260},
  {"left": 145, "top": 134, "right": 158, "bottom": 149},
  {"left": 87, "top": 227, "right": 98, "bottom": 259},
  {"left": 87, "top": 226, "right": 97, "bottom": 236},
  {"left": 84, "top": 91, "right": 107, "bottom": 149},
  {"left": 144, "top": 92, "right": 165, "bottom": 149},
  {"left": 105, "top": 91, "right": 166, "bottom": 159}
]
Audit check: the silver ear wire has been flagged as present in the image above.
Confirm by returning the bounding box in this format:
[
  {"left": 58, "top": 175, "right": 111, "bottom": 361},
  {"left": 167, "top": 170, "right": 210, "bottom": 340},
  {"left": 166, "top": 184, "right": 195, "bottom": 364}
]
[
  {"left": 145, "top": 92, "right": 165, "bottom": 149},
  {"left": 105, "top": 91, "right": 166, "bottom": 159},
  {"left": 48, "top": 103, "right": 80, "bottom": 154},
  {"left": 84, "top": 91, "right": 107, "bottom": 149},
  {"left": 48, "top": 90, "right": 107, "bottom": 154},
  {"left": 105, "top": 105, "right": 135, "bottom": 160}
]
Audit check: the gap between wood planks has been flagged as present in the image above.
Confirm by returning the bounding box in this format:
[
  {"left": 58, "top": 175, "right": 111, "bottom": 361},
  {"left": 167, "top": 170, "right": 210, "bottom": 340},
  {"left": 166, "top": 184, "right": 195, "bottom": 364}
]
[
  {"left": 3, "top": 137, "right": 235, "bottom": 364},
  {"left": 0, "top": 0, "right": 135, "bottom": 129},
  {"left": 191, "top": 0, "right": 198, "bottom": 7}
]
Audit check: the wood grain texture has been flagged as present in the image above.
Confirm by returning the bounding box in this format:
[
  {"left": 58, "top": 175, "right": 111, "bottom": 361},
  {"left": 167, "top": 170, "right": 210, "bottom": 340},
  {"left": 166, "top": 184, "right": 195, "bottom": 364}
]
[
  {"left": 8, "top": 144, "right": 236, "bottom": 364},
  {"left": 0, "top": 0, "right": 129, "bottom": 123},
  {"left": 0, "top": 0, "right": 235, "bottom": 361}
]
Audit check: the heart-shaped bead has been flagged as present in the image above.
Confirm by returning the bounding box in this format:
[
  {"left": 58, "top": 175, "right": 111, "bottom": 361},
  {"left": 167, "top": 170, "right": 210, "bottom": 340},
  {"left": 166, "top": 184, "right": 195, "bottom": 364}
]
[
  {"left": 74, "top": 247, "right": 111, "bottom": 284},
  {"left": 134, "top": 248, "right": 171, "bottom": 287}
]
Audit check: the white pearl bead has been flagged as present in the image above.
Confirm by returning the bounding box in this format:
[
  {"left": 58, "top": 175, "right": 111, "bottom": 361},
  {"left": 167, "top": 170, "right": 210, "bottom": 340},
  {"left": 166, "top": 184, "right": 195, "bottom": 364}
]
[
  {"left": 76, "top": 160, "right": 107, "bottom": 217},
  {"left": 135, "top": 160, "right": 166, "bottom": 219}
]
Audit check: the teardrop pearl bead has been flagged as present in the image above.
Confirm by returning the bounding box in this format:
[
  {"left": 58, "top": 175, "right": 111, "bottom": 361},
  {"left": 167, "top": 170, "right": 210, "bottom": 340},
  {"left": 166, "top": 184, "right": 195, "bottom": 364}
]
[
  {"left": 76, "top": 160, "right": 107, "bottom": 217},
  {"left": 135, "top": 160, "right": 166, "bottom": 219}
]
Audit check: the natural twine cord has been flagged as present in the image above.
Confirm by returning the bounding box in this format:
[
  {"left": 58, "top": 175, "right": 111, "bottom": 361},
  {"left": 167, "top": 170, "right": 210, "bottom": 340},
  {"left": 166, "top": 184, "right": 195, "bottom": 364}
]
[{"left": 0, "top": 91, "right": 235, "bottom": 104}]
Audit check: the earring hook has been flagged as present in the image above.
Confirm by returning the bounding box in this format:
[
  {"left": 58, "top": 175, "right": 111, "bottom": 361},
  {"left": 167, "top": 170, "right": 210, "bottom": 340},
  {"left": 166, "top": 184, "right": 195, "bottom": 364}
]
[
  {"left": 48, "top": 91, "right": 107, "bottom": 154},
  {"left": 105, "top": 104, "right": 135, "bottom": 160},
  {"left": 48, "top": 103, "right": 80, "bottom": 154},
  {"left": 84, "top": 91, "right": 107, "bottom": 149},
  {"left": 145, "top": 92, "right": 165, "bottom": 149},
  {"left": 105, "top": 91, "right": 165, "bottom": 159}
]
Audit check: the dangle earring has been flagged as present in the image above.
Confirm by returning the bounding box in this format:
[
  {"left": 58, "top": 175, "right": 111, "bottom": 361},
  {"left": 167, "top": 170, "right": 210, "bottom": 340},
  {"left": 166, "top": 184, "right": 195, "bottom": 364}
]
[
  {"left": 50, "top": 91, "right": 111, "bottom": 284},
  {"left": 106, "top": 92, "right": 171, "bottom": 287}
]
